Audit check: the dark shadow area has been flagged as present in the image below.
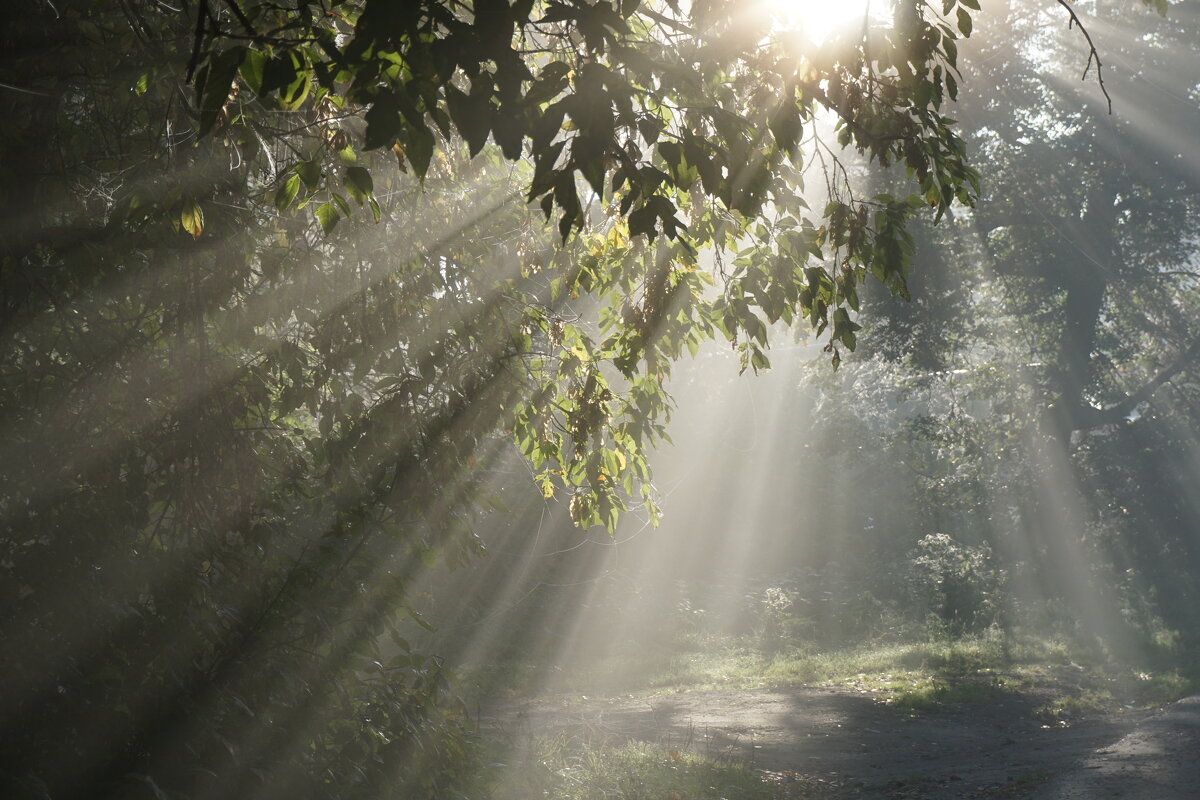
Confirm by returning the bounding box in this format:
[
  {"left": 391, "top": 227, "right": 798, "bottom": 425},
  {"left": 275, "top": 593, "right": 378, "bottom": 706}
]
[{"left": 481, "top": 685, "right": 1176, "bottom": 799}]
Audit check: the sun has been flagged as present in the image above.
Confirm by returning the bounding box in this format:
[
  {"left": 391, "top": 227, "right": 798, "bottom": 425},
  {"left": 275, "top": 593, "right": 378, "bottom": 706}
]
[{"left": 766, "top": 0, "right": 880, "bottom": 46}]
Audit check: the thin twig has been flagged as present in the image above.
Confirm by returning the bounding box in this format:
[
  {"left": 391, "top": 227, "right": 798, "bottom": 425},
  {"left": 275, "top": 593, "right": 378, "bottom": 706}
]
[
  {"left": 638, "top": 6, "right": 695, "bottom": 36},
  {"left": 0, "top": 81, "right": 53, "bottom": 97},
  {"left": 1054, "top": 0, "right": 1112, "bottom": 113}
]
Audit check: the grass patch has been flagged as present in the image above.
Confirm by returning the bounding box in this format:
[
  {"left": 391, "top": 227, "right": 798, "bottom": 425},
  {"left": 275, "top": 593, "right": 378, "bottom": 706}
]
[
  {"left": 639, "top": 629, "right": 1028, "bottom": 703},
  {"left": 482, "top": 737, "right": 774, "bottom": 800},
  {"left": 463, "top": 629, "right": 1199, "bottom": 725},
  {"left": 1031, "top": 665, "right": 1200, "bottom": 723},
  {"left": 886, "top": 674, "right": 1005, "bottom": 711}
]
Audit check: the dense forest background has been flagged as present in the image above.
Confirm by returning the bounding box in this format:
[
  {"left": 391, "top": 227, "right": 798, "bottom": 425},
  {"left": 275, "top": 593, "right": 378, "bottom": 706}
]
[{"left": 2, "top": 0, "right": 1199, "bottom": 799}]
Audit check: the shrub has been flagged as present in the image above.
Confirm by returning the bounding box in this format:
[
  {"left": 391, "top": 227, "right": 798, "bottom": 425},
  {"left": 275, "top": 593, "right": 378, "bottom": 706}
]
[{"left": 907, "top": 534, "right": 1006, "bottom": 636}]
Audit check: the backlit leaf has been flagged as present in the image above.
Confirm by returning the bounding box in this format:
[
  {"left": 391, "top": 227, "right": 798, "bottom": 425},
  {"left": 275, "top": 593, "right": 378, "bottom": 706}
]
[
  {"left": 314, "top": 201, "right": 339, "bottom": 235},
  {"left": 275, "top": 174, "right": 301, "bottom": 212},
  {"left": 180, "top": 199, "right": 204, "bottom": 238}
]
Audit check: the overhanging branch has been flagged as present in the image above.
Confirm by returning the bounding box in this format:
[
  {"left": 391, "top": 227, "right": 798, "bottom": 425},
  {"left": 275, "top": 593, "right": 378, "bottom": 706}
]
[
  {"left": 1055, "top": 0, "right": 1113, "bottom": 113},
  {"left": 1076, "top": 336, "right": 1200, "bottom": 430}
]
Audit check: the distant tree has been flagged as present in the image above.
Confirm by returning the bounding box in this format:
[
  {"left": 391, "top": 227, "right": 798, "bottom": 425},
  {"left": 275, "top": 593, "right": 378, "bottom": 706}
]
[{"left": 847, "top": 0, "right": 1200, "bottom": 645}]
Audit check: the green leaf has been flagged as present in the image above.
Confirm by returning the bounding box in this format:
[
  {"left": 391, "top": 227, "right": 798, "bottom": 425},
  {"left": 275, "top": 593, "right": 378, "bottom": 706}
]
[
  {"left": 573, "top": 136, "right": 606, "bottom": 198},
  {"left": 445, "top": 86, "right": 492, "bottom": 156},
  {"left": 943, "top": 35, "right": 958, "bottom": 67},
  {"left": 278, "top": 54, "right": 311, "bottom": 110},
  {"left": 525, "top": 61, "right": 571, "bottom": 105},
  {"left": 401, "top": 122, "right": 435, "bottom": 179},
  {"left": 769, "top": 102, "right": 803, "bottom": 153},
  {"left": 314, "top": 201, "right": 340, "bottom": 235},
  {"left": 295, "top": 160, "right": 322, "bottom": 191},
  {"left": 239, "top": 48, "right": 267, "bottom": 94},
  {"left": 658, "top": 140, "right": 683, "bottom": 167},
  {"left": 628, "top": 202, "right": 657, "bottom": 240},
  {"left": 956, "top": 8, "right": 973, "bottom": 37},
  {"left": 260, "top": 53, "right": 297, "bottom": 96},
  {"left": 492, "top": 107, "right": 525, "bottom": 160},
  {"left": 363, "top": 92, "right": 403, "bottom": 150},
  {"left": 344, "top": 166, "right": 373, "bottom": 205},
  {"left": 275, "top": 174, "right": 301, "bottom": 212},
  {"left": 409, "top": 609, "right": 437, "bottom": 633}
]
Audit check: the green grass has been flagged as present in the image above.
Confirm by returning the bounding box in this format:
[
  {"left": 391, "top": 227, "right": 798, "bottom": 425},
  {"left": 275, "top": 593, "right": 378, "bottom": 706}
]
[
  {"left": 611, "top": 629, "right": 1034, "bottom": 697},
  {"left": 1030, "top": 666, "right": 1200, "bottom": 723},
  {"left": 848, "top": 672, "right": 1006, "bottom": 711},
  {"left": 481, "top": 738, "right": 775, "bottom": 800},
  {"left": 463, "top": 628, "right": 1199, "bottom": 720}
]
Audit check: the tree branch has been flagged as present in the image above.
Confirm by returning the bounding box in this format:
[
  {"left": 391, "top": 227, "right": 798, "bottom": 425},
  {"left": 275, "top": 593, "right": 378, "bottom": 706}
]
[
  {"left": 1054, "top": 0, "right": 1112, "bottom": 113},
  {"left": 1077, "top": 336, "right": 1200, "bottom": 429},
  {"left": 223, "top": 0, "right": 257, "bottom": 37},
  {"left": 185, "top": 0, "right": 209, "bottom": 81}
]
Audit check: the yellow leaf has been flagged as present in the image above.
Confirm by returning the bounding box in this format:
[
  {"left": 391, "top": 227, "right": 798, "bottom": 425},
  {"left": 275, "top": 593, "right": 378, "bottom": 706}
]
[{"left": 181, "top": 199, "right": 204, "bottom": 238}]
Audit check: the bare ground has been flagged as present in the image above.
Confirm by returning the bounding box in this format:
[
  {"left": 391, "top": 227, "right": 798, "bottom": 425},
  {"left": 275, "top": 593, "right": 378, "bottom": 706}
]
[{"left": 480, "top": 685, "right": 1200, "bottom": 798}]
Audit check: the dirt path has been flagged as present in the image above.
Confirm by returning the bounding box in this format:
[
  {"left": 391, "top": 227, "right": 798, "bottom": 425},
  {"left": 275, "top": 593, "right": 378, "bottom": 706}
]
[
  {"left": 1030, "top": 695, "right": 1200, "bottom": 800},
  {"left": 481, "top": 687, "right": 1198, "bottom": 798}
]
